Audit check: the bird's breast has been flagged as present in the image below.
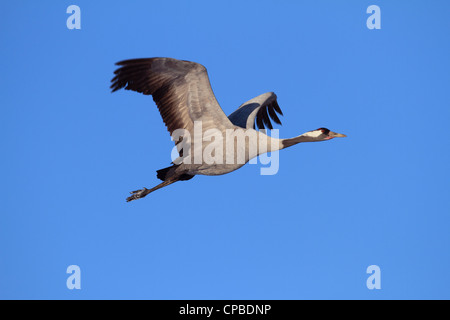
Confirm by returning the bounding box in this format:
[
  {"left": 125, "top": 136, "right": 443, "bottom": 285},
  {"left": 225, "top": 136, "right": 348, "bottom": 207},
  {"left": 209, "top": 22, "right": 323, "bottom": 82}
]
[{"left": 176, "top": 128, "right": 281, "bottom": 176}]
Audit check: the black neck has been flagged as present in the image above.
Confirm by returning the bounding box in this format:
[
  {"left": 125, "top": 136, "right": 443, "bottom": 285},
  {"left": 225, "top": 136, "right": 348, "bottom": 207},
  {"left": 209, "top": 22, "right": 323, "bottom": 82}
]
[{"left": 282, "top": 135, "right": 322, "bottom": 148}]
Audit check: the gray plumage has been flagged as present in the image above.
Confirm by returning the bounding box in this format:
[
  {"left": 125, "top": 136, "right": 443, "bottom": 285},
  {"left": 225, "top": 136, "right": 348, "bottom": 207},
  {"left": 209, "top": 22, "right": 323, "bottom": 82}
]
[
  {"left": 111, "top": 57, "right": 346, "bottom": 201},
  {"left": 228, "top": 92, "right": 283, "bottom": 130}
]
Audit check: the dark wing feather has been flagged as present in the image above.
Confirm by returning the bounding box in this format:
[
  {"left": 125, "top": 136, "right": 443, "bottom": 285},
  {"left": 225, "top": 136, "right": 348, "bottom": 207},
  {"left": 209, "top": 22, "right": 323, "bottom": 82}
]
[
  {"left": 111, "top": 58, "right": 233, "bottom": 137},
  {"left": 228, "top": 92, "right": 284, "bottom": 130},
  {"left": 267, "top": 102, "right": 282, "bottom": 125}
]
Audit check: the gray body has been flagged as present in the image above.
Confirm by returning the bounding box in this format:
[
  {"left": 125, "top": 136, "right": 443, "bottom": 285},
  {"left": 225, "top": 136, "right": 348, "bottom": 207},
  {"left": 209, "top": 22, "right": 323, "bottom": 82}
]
[{"left": 111, "top": 58, "right": 346, "bottom": 201}]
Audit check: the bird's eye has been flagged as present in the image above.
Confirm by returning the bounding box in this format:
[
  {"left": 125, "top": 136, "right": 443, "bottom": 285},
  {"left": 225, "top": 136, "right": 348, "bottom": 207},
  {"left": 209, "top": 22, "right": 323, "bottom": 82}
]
[{"left": 318, "top": 128, "right": 330, "bottom": 135}]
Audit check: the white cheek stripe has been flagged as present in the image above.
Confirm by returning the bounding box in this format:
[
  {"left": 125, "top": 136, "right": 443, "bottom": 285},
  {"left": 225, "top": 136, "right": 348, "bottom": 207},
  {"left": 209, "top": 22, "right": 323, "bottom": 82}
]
[{"left": 303, "top": 130, "right": 323, "bottom": 138}]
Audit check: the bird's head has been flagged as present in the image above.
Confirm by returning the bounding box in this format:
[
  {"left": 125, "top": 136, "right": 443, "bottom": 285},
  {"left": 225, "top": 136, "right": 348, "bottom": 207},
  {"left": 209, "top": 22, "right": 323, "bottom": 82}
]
[{"left": 303, "top": 127, "right": 347, "bottom": 141}]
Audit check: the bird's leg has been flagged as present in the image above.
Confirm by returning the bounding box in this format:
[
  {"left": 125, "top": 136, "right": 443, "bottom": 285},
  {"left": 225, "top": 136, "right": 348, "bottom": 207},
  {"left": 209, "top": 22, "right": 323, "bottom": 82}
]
[
  {"left": 126, "top": 179, "right": 179, "bottom": 202},
  {"left": 127, "top": 188, "right": 152, "bottom": 202}
]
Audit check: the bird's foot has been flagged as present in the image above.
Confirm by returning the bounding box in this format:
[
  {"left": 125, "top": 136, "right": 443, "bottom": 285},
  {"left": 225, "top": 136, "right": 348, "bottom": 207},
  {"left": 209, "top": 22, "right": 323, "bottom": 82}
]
[{"left": 126, "top": 188, "right": 149, "bottom": 202}]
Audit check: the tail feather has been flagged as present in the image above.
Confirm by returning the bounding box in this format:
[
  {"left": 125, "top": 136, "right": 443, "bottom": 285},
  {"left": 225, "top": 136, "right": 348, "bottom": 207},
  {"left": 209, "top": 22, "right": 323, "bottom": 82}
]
[
  {"left": 126, "top": 165, "right": 196, "bottom": 202},
  {"left": 157, "top": 165, "right": 194, "bottom": 181},
  {"left": 156, "top": 166, "right": 174, "bottom": 181}
]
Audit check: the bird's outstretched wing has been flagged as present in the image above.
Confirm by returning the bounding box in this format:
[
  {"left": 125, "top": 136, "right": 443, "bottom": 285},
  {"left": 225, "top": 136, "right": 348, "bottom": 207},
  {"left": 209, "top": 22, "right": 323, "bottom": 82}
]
[
  {"left": 227, "top": 92, "right": 283, "bottom": 130},
  {"left": 111, "top": 58, "right": 234, "bottom": 136}
]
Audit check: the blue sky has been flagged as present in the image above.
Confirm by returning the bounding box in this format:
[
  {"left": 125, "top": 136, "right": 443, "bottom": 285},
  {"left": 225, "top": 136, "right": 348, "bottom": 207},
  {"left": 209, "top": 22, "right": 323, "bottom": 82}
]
[{"left": 1, "top": 0, "right": 449, "bottom": 299}]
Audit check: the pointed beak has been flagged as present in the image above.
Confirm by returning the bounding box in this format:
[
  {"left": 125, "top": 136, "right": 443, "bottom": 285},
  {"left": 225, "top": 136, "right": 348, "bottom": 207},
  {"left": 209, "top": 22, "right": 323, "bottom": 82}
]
[{"left": 330, "top": 132, "right": 347, "bottom": 138}]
